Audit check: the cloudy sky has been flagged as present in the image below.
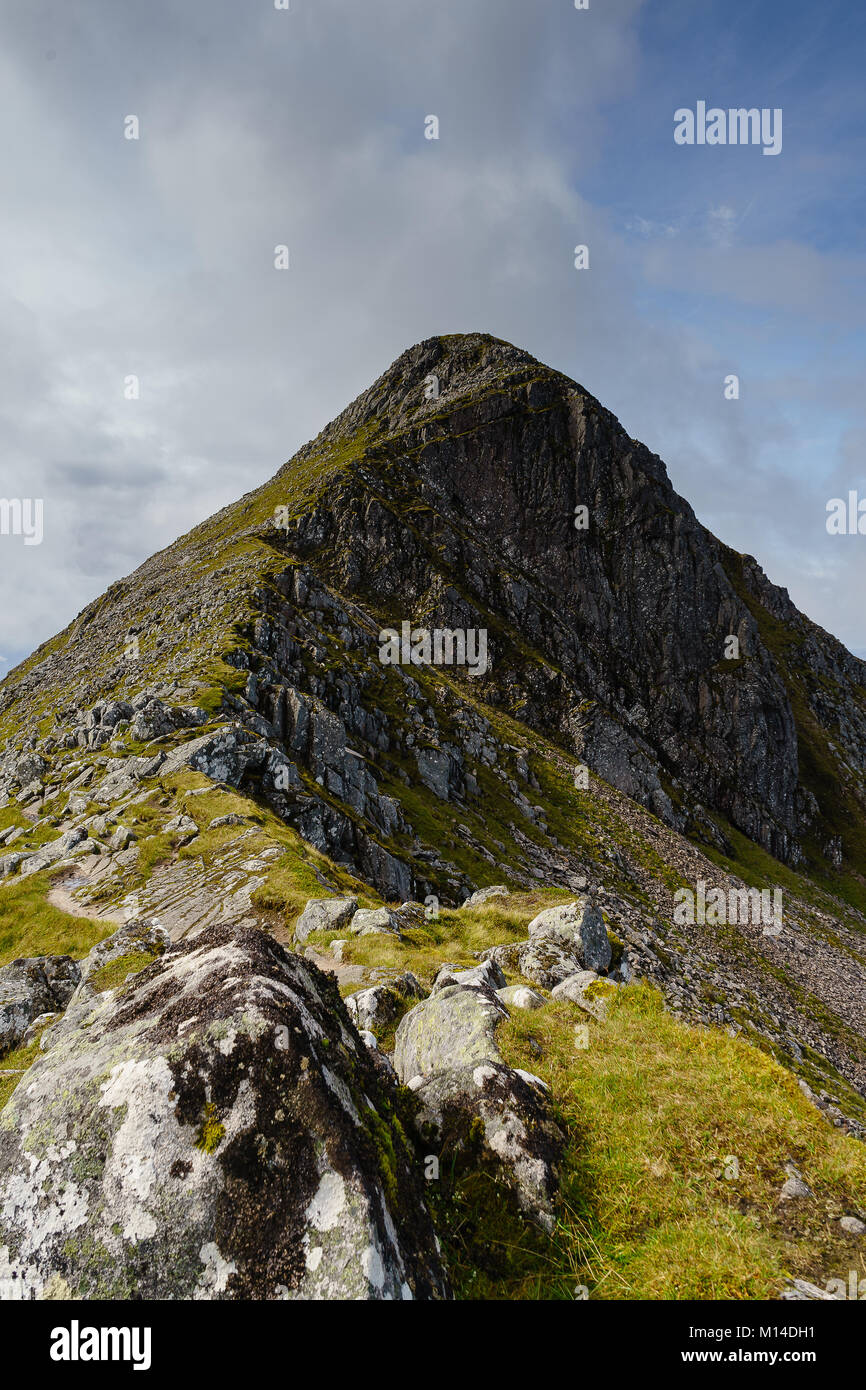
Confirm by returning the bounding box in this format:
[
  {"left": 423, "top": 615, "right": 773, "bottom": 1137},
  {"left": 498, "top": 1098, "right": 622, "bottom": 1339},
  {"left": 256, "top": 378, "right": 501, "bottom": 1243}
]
[{"left": 1, "top": 0, "right": 865, "bottom": 672}]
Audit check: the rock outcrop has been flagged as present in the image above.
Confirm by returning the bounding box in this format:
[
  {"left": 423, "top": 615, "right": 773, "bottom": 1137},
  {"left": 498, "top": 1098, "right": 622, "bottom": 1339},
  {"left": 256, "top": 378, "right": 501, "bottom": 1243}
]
[{"left": 0, "top": 924, "right": 449, "bottom": 1301}]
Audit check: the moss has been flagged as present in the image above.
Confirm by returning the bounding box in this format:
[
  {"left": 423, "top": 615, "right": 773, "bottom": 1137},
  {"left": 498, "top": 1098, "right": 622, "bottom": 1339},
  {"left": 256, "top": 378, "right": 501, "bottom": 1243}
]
[
  {"left": 194, "top": 1101, "right": 225, "bottom": 1154},
  {"left": 89, "top": 950, "right": 159, "bottom": 994}
]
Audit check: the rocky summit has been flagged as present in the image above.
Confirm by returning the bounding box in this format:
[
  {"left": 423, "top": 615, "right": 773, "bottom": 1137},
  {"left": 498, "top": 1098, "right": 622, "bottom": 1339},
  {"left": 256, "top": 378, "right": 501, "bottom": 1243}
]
[{"left": 1, "top": 332, "right": 865, "bottom": 1302}]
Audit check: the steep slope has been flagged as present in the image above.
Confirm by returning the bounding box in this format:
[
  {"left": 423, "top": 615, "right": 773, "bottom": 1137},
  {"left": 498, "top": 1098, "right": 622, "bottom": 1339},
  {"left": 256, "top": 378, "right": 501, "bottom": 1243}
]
[
  {"left": 1, "top": 331, "right": 865, "bottom": 1135},
  {"left": 4, "top": 333, "right": 865, "bottom": 889}
]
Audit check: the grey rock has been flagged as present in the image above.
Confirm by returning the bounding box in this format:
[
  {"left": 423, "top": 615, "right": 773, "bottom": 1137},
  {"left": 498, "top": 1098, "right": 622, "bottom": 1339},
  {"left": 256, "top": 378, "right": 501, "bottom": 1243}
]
[
  {"left": 432, "top": 958, "right": 506, "bottom": 994},
  {"left": 109, "top": 824, "right": 136, "bottom": 852},
  {"left": 345, "top": 986, "right": 401, "bottom": 1033},
  {"left": 780, "top": 1279, "right": 843, "bottom": 1301},
  {"left": 0, "top": 955, "right": 81, "bottom": 1054},
  {"left": 515, "top": 935, "right": 585, "bottom": 991},
  {"left": 18, "top": 827, "right": 88, "bottom": 879},
  {"left": 496, "top": 984, "right": 546, "bottom": 1011},
  {"left": 550, "top": 972, "right": 613, "bottom": 1020},
  {"left": 462, "top": 885, "right": 509, "bottom": 908},
  {"left": 0, "top": 923, "right": 450, "bottom": 1300},
  {"left": 780, "top": 1176, "right": 813, "bottom": 1200},
  {"left": 67, "top": 918, "right": 171, "bottom": 1008},
  {"left": 293, "top": 897, "right": 358, "bottom": 944},
  {"left": 164, "top": 814, "right": 199, "bottom": 837},
  {"left": 349, "top": 907, "right": 401, "bottom": 937},
  {"left": 411, "top": 1061, "right": 563, "bottom": 1229},
  {"left": 579, "top": 903, "right": 612, "bottom": 973},
  {"left": 394, "top": 983, "right": 509, "bottom": 1083}
]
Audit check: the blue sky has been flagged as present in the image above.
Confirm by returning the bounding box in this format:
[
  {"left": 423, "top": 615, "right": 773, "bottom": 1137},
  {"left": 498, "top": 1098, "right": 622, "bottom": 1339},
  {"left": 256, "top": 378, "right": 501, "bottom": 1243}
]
[{"left": 0, "top": 0, "right": 864, "bottom": 670}]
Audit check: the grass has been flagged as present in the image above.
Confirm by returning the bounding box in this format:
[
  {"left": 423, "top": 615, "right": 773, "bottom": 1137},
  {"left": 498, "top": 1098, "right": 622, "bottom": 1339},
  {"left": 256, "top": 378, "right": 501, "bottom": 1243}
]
[
  {"left": 316, "top": 890, "right": 569, "bottom": 983},
  {"left": 460, "top": 982, "right": 866, "bottom": 1300},
  {"left": 0, "top": 1037, "right": 43, "bottom": 1108},
  {"left": 0, "top": 873, "right": 112, "bottom": 968}
]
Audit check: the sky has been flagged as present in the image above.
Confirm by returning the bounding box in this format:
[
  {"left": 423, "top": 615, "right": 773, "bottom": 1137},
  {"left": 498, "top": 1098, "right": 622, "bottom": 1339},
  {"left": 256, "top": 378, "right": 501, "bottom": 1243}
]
[{"left": 0, "top": 0, "right": 865, "bottom": 671}]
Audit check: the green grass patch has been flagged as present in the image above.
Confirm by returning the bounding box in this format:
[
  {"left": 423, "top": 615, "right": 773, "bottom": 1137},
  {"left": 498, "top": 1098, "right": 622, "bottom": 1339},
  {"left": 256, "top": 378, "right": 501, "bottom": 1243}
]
[
  {"left": 0, "top": 874, "right": 112, "bottom": 968},
  {"left": 480, "top": 983, "right": 866, "bottom": 1299}
]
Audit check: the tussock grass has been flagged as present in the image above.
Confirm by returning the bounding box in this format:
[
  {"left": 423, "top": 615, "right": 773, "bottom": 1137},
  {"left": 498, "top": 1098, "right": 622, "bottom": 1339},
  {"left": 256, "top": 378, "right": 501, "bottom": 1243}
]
[{"left": 490, "top": 983, "right": 866, "bottom": 1299}]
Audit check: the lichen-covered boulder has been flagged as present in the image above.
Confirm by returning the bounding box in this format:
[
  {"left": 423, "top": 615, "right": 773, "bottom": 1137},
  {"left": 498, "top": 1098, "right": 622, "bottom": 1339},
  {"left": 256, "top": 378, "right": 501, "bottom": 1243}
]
[
  {"left": 0, "top": 955, "right": 81, "bottom": 1055},
  {"left": 411, "top": 1061, "right": 563, "bottom": 1230},
  {"left": 480, "top": 940, "right": 522, "bottom": 973},
  {"left": 345, "top": 985, "right": 401, "bottom": 1033},
  {"left": 432, "top": 958, "right": 506, "bottom": 994},
  {"left": 551, "top": 972, "right": 615, "bottom": 1020},
  {"left": 496, "top": 985, "right": 546, "bottom": 1011},
  {"left": 527, "top": 901, "right": 586, "bottom": 941},
  {"left": 393, "top": 983, "right": 509, "bottom": 1084},
  {"left": 0, "top": 923, "right": 449, "bottom": 1300},
  {"left": 527, "top": 900, "right": 611, "bottom": 974},
  {"left": 514, "top": 935, "right": 584, "bottom": 991},
  {"left": 349, "top": 907, "right": 401, "bottom": 937},
  {"left": 293, "top": 897, "right": 358, "bottom": 944}
]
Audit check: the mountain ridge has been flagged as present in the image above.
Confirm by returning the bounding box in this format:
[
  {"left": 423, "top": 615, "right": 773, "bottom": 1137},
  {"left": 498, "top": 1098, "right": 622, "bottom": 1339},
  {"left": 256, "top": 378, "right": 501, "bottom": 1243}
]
[{"left": 1, "top": 333, "right": 866, "bottom": 1300}]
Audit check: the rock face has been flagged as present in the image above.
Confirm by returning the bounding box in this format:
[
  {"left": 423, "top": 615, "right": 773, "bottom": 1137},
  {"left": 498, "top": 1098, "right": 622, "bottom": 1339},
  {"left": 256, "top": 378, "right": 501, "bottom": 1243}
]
[
  {"left": 0, "top": 924, "right": 449, "bottom": 1301},
  {"left": 1, "top": 333, "right": 863, "bottom": 915}
]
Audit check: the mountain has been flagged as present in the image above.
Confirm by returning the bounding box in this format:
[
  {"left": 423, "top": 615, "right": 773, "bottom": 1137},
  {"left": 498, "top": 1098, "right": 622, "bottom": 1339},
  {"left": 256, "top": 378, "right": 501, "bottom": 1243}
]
[{"left": 1, "top": 332, "right": 865, "bottom": 1301}]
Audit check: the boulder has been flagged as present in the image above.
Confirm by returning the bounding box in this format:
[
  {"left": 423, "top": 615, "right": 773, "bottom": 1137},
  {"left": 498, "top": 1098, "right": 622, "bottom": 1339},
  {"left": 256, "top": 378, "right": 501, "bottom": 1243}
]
[
  {"left": 515, "top": 935, "right": 584, "bottom": 991},
  {"left": 550, "top": 972, "right": 614, "bottom": 1020},
  {"left": 526, "top": 900, "right": 611, "bottom": 973},
  {"left": 345, "top": 985, "right": 401, "bottom": 1034},
  {"left": 463, "top": 886, "right": 509, "bottom": 908},
  {"left": 109, "top": 825, "right": 136, "bottom": 852},
  {"left": 497, "top": 985, "right": 546, "bottom": 1011},
  {"left": 394, "top": 983, "right": 509, "bottom": 1084},
  {"left": 293, "top": 897, "right": 357, "bottom": 944},
  {"left": 13, "top": 752, "right": 47, "bottom": 787},
  {"left": 349, "top": 907, "right": 401, "bottom": 937},
  {"left": 527, "top": 901, "right": 584, "bottom": 942},
  {"left": 480, "top": 941, "right": 523, "bottom": 974},
  {"left": 0, "top": 955, "right": 81, "bottom": 1055},
  {"left": 0, "top": 923, "right": 450, "bottom": 1300},
  {"left": 411, "top": 1061, "right": 563, "bottom": 1229},
  {"left": 432, "top": 958, "right": 506, "bottom": 994}
]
